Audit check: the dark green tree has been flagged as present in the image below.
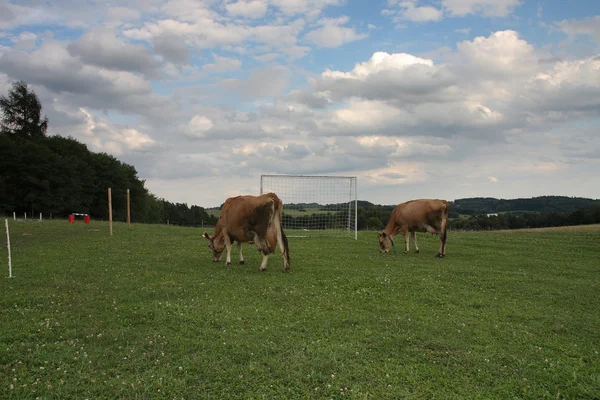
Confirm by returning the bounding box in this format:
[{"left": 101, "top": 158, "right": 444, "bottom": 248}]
[{"left": 0, "top": 81, "right": 48, "bottom": 138}]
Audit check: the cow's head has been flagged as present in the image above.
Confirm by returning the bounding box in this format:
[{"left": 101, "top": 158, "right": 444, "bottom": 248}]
[
  {"left": 202, "top": 231, "right": 225, "bottom": 262},
  {"left": 378, "top": 232, "right": 393, "bottom": 253}
]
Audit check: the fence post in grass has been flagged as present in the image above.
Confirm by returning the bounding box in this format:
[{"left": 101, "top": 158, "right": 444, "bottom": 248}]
[
  {"left": 13, "top": 212, "right": 15, "bottom": 221},
  {"left": 5, "top": 219, "right": 13, "bottom": 278},
  {"left": 24, "top": 212, "right": 26, "bottom": 221},
  {"left": 127, "top": 189, "right": 131, "bottom": 230},
  {"left": 108, "top": 187, "right": 113, "bottom": 237},
  {"left": 39, "top": 213, "right": 42, "bottom": 221}
]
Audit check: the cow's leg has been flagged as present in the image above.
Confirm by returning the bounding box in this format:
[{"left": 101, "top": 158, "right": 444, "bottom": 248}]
[
  {"left": 224, "top": 235, "right": 233, "bottom": 265},
  {"left": 438, "top": 228, "right": 447, "bottom": 258},
  {"left": 237, "top": 242, "right": 245, "bottom": 265},
  {"left": 411, "top": 231, "right": 419, "bottom": 253},
  {"left": 259, "top": 254, "right": 269, "bottom": 271},
  {"left": 278, "top": 231, "right": 290, "bottom": 272},
  {"left": 436, "top": 232, "right": 444, "bottom": 258},
  {"left": 403, "top": 230, "right": 410, "bottom": 254}
]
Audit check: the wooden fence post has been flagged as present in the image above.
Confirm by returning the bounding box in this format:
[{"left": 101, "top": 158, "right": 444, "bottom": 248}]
[
  {"left": 127, "top": 189, "right": 131, "bottom": 230},
  {"left": 108, "top": 188, "right": 113, "bottom": 237}
]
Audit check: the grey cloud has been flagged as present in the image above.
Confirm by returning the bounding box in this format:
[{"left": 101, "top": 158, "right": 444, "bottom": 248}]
[
  {"left": 67, "top": 28, "right": 159, "bottom": 75},
  {"left": 0, "top": 41, "right": 172, "bottom": 121},
  {"left": 238, "top": 138, "right": 394, "bottom": 175},
  {"left": 152, "top": 32, "right": 190, "bottom": 65},
  {"left": 282, "top": 143, "right": 311, "bottom": 159},
  {"left": 0, "top": 5, "right": 16, "bottom": 23},
  {"left": 314, "top": 64, "right": 459, "bottom": 104},
  {"left": 522, "top": 80, "right": 600, "bottom": 116},
  {"left": 285, "top": 90, "right": 330, "bottom": 108},
  {"left": 219, "top": 65, "right": 291, "bottom": 99}
]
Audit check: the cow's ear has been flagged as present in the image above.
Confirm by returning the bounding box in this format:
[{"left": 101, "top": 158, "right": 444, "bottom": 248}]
[{"left": 202, "top": 232, "right": 211, "bottom": 240}]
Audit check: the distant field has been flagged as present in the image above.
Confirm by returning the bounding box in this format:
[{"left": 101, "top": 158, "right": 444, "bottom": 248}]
[
  {"left": 1, "top": 220, "right": 599, "bottom": 399},
  {"left": 497, "top": 224, "right": 600, "bottom": 233}
]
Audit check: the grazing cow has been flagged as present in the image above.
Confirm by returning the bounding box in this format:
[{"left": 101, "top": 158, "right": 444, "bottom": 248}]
[
  {"left": 378, "top": 199, "right": 449, "bottom": 257},
  {"left": 202, "top": 193, "right": 290, "bottom": 272}
]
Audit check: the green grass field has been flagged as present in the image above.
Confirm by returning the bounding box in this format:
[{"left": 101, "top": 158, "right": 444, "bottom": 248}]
[{"left": 1, "top": 220, "right": 599, "bottom": 399}]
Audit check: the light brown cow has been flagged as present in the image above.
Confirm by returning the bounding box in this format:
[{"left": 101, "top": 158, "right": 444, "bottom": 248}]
[
  {"left": 202, "top": 193, "right": 290, "bottom": 272},
  {"left": 378, "top": 199, "right": 449, "bottom": 257}
]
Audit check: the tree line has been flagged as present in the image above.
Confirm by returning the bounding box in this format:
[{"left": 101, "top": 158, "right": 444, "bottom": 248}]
[
  {"left": 0, "top": 81, "right": 217, "bottom": 226},
  {"left": 449, "top": 207, "right": 600, "bottom": 230},
  {"left": 282, "top": 198, "right": 600, "bottom": 231}
]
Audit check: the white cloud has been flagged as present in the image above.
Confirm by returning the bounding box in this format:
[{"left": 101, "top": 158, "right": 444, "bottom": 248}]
[
  {"left": 456, "top": 30, "right": 539, "bottom": 80},
  {"left": 125, "top": 14, "right": 311, "bottom": 59},
  {"left": 202, "top": 54, "right": 242, "bottom": 74},
  {"left": 79, "top": 108, "right": 157, "bottom": 156},
  {"left": 304, "top": 16, "right": 368, "bottom": 48},
  {"left": 557, "top": 16, "right": 600, "bottom": 43},
  {"left": 188, "top": 115, "right": 214, "bottom": 138},
  {"left": 395, "top": 1, "right": 443, "bottom": 22},
  {"left": 314, "top": 51, "right": 459, "bottom": 104},
  {"left": 226, "top": 0, "right": 268, "bottom": 19},
  {"left": 253, "top": 52, "right": 280, "bottom": 63},
  {"left": 523, "top": 57, "right": 600, "bottom": 115},
  {"left": 12, "top": 31, "right": 38, "bottom": 50}
]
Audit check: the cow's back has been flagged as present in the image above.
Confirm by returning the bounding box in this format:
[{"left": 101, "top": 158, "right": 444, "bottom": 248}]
[
  {"left": 220, "top": 193, "right": 280, "bottom": 241},
  {"left": 394, "top": 199, "right": 448, "bottom": 231}
]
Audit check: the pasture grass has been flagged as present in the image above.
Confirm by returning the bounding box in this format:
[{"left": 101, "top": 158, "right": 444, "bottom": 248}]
[{"left": 1, "top": 220, "right": 599, "bottom": 399}]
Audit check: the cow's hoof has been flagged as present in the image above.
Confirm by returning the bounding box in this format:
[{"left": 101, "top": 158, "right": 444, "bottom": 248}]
[
  {"left": 404, "top": 251, "right": 409, "bottom": 255},
  {"left": 226, "top": 262, "right": 231, "bottom": 265},
  {"left": 239, "top": 260, "right": 245, "bottom": 265},
  {"left": 415, "top": 250, "right": 420, "bottom": 254},
  {"left": 283, "top": 266, "right": 290, "bottom": 273},
  {"left": 259, "top": 268, "right": 267, "bottom": 272}
]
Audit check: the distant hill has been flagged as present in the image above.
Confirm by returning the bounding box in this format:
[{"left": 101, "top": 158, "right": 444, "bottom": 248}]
[
  {"left": 450, "top": 196, "right": 600, "bottom": 215},
  {"left": 285, "top": 196, "right": 599, "bottom": 214}
]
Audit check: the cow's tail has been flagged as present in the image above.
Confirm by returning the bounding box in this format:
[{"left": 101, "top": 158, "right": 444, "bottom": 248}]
[
  {"left": 271, "top": 194, "right": 290, "bottom": 272},
  {"left": 440, "top": 200, "right": 449, "bottom": 256}
]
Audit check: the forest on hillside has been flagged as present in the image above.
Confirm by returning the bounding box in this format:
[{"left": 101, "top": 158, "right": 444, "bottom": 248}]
[
  {"left": 0, "top": 81, "right": 217, "bottom": 227},
  {"left": 349, "top": 197, "right": 600, "bottom": 231}
]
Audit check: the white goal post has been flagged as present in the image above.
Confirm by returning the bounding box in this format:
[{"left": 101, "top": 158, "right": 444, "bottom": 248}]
[{"left": 260, "top": 175, "right": 358, "bottom": 239}]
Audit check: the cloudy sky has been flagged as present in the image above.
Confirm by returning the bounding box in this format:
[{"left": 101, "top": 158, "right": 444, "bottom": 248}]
[{"left": 1, "top": 0, "right": 599, "bottom": 207}]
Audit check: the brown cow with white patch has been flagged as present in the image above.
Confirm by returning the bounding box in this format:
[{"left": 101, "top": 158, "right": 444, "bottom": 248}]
[
  {"left": 378, "top": 199, "right": 449, "bottom": 257},
  {"left": 202, "top": 193, "right": 290, "bottom": 272}
]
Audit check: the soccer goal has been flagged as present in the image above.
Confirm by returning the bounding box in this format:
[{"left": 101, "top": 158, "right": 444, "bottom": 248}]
[{"left": 260, "top": 175, "right": 358, "bottom": 239}]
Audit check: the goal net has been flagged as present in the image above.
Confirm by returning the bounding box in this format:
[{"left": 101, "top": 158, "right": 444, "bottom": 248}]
[{"left": 260, "top": 175, "right": 357, "bottom": 239}]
